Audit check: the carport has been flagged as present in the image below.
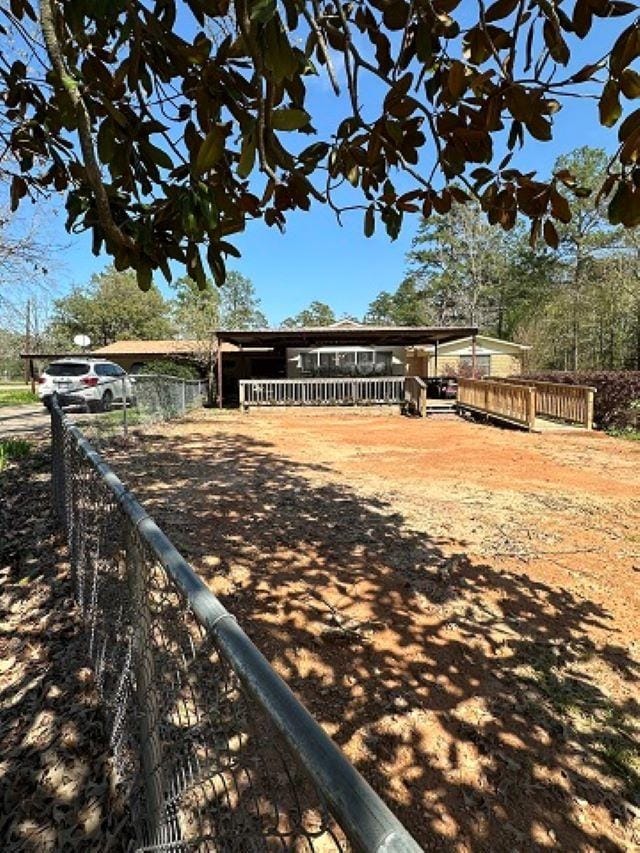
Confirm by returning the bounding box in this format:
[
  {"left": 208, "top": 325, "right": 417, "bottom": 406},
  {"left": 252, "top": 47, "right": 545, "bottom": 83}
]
[{"left": 214, "top": 324, "right": 478, "bottom": 408}]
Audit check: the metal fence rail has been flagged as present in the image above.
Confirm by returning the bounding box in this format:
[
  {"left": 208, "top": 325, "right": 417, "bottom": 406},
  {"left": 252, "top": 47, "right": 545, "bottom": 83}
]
[{"left": 50, "top": 397, "right": 421, "bottom": 852}]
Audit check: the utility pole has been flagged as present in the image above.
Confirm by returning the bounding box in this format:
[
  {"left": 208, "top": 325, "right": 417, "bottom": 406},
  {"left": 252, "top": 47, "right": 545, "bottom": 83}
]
[{"left": 24, "top": 298, "right": 31, "bottom": 385}]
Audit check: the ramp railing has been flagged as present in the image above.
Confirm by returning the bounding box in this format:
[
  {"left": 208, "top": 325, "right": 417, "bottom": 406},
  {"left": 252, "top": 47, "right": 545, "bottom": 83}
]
[
  {"left": 404, "top": 376, "right": 427, "bottom": 417},
  {"left": 457, "top": 378, "right": 536, "bottom": 430},
  {"left": 50, "top": 395, "right": 421, "bottom": 852},
  {"left": 489, "top": 377, "right": 595, "bottom": 429}
]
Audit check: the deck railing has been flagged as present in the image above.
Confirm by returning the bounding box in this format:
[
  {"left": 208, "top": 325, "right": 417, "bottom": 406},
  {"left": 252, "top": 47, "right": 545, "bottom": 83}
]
[
  {"left": 239, "top": 376, "right": 404, "bottom": 408},
  {"left": 404, "top": 376, "right": 427, "bottom": 417},
  {"left": 489, "top": 377, "right": 595, "bottom": 429},
  {"left": 457, "top": 378, "right": 536, "bottom": 430}
]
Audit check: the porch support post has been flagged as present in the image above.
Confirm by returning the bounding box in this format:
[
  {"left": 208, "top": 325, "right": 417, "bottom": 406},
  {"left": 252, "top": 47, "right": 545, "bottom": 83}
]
[
  {"left": 29, "top": 357, "right": 36, "bottom": 393},
  {"left": 217, "top": 337, "right": 223, "bottom": 409},
  {"left": 471, "top": 333, "right": 477, "bottom": 379},
  {"left": 433, "top": 340, "right": 438, "bottom": 376}
]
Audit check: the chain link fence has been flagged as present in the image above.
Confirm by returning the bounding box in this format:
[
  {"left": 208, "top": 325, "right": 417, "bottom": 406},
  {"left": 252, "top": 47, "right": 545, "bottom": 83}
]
[
  {"left": 50, "top": 397, "right": 421, "bottom": 852},
  {"left": 72, "top": 374, "right": 207, "bottom": 443}
]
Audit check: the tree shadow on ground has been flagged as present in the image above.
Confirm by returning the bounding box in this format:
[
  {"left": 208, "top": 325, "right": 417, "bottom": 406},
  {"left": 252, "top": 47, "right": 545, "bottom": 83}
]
[
  {"left": 107, "top": 426, "right": 639, "bottom": 852},
  {"left": 0, "top": 445, "right": 132, "bottom": 852}
]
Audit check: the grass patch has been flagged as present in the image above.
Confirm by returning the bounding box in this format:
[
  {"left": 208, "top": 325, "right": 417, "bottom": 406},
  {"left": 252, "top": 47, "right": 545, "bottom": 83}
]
[
  {"left": 0, "top": 387, "right": 38, "bottom": 406},
  {"left": 607, "top": 427, "right": 640, "bottom": 441},
  {"left": 0, "top": 438, "right": 31, "bottom": 472},
  {"left": 520, "top": 641, "right": 640, "bottom": 801}
]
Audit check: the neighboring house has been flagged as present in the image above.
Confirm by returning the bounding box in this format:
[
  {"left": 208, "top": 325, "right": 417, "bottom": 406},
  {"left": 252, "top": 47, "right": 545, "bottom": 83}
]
[
  {"left": 406, "top": 334, "right": 530, "bottom": 378},
  {"left": 91, "top": 340, "right": 208, "bottom": 373}
]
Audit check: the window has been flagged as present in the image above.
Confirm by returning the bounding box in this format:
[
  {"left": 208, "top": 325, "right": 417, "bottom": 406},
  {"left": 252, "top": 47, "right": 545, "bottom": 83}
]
[
  {"left": 300, "top": 352, "right": 317, "bottom": 373},
  {"left": 337, "top": 352, "right": 356, "bottom": 367},
  {"left": 460, "top": 355, "right": 491, "bottom": 376},
  {"left": 319, "top": 352, "right": 337, "bottom": 369},
  {"left": 298, "top": 349, "right": 394, "bottom": 377},
  {"left": 45, "top": 362, "right": 89, "bottom": 376},
  {"left": 374, "top": 351, "right": 392, "bottom": 373}
]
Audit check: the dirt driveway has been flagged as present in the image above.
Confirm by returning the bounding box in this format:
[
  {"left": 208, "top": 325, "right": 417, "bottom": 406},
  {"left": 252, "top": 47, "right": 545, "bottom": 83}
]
[
  {"left": 0, "top": 404, "right": 49, "bottom": 438},
  {"left": 107, "top": 409, "right": 640, "bottom": 852}
]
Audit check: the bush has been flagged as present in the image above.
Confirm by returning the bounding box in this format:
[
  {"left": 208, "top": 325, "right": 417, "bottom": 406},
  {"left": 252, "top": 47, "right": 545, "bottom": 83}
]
[
  {"left": 522, "top": 371, "right": 640, "bottom": 429},
  {"left": 140, "top": 359, "right": 200, "bottom": 380}
]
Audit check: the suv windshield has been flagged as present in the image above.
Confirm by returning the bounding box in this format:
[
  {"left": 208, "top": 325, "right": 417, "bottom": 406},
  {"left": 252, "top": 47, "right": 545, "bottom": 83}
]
[{"left": 45, "top": 362, "right": 89, "bottom": 377}]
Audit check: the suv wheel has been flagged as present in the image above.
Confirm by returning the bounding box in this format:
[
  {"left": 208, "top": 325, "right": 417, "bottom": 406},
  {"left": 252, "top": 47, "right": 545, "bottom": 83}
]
[{"left": 101, "top": 389, "right": 114, "bottom": 412}]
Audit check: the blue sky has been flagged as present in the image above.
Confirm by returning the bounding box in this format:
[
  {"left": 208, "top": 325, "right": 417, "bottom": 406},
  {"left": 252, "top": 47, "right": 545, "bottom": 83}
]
[{"left": 4, "top": 13, "right": 626, "bottom": 326}]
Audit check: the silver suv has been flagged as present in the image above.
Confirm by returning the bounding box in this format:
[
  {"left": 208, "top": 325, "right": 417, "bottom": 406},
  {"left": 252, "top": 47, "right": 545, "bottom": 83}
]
[{"left": 38, "top": 358, "right": 134, "bottom": 412}]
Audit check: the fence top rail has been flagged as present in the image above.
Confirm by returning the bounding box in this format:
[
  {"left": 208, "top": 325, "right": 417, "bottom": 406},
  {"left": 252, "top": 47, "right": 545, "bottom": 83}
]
[
  {"left": 487, "top": 376, "right": 597, "bottom": 393},
  {"left": 133, "top": 373, "right": 205, "bottom": 384},
  {"left": 51, "top": 398, "right": 420, "bottom": 852},
  {"left": 458, "top": 377, "right": 534, "bottom": 392}
]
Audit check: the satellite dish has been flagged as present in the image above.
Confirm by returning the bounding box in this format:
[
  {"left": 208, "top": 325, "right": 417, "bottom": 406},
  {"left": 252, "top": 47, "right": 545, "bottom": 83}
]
[{"left": 73, "top": 334, "right": 91, "bottom": 348}]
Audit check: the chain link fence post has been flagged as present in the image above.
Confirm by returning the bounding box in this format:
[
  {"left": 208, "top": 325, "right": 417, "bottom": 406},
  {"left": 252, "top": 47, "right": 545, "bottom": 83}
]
[{"left": 122, "top": 376, "right": 128, "bottom": 439}]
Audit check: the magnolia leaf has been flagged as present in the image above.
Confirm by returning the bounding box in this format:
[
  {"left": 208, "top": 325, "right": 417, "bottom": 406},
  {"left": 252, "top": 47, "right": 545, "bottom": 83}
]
[
  {"left": 448, "top": 60, "right": 466, "bottom": 100},
  {"left": 620, "top": 68, "right": 640, "bottom": 99},
  {"left": 136, "top": 265, "right": 153, "bottom": 291},
  {"left": 10, "top": 174, "right": 27, "bottom": 211},
  {"left": 543, "top": 218, "right": 559, "bottom": 249},
  {"left": 608, "top": 181, "right": 631, "bottom": 225},
  {"left": 484, "top": 0, "right": 519, "bottom": 22},
  {"left": 364, "top": 205, "right": 375, "bottom": 237},
  {"left": 238, "top": 133, "right": 256, "bottom": 178},
  {"left": 271, "top": 108, "right": 310, "bottom": 131},
  {"left": 194, "top": 128, "right": 225, "bottom": 176},
  {"left": 618, "top": 107, "right": 640, "bottom": 142},
  {"left": 141, "top": 141, "right": 173, "bottom": 171},
  {"left": 599, "top": 80, "right": 622, "bottom": 127}
]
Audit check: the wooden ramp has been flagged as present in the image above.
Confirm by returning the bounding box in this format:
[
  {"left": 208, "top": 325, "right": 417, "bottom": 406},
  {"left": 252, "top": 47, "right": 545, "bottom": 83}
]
[
  {"left": 532, "top": 417, "right": 591, "bottom": 434},
  {"left": 456, "top": 378, "right": 596, "bottom": 433}
]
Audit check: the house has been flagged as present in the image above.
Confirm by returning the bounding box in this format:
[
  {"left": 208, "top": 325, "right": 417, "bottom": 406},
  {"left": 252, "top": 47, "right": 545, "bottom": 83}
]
[
  {"left": 21, "top": 326, "right": 529, "bottom": 405},
  {"left": 91, "top": 339, "right": 208, "bottom": 374},
  {"left": 406, "top": 334, "right": 530, "bottom": 379}
]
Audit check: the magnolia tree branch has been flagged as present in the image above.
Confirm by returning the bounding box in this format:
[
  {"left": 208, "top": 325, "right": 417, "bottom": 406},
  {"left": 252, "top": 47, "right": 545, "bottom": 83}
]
[{"left": 39, "top": 0, "right": 136, "bottom": 254}]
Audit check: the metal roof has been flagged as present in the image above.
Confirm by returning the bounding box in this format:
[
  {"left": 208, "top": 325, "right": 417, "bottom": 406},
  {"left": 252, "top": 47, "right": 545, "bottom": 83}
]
[{"left": 215, "top": 325, "right": 478, "bottom": 348}]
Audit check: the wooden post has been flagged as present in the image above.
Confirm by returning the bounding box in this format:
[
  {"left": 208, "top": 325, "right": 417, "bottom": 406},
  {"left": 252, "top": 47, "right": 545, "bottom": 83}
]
[
  {"left": 434, "top": 340, "right": 439, "bottom": 376},
  {"left": 239, "top": 380, "right": 246, "bottom": 411},
  {"left": 471, "top": 334, "right": 477, "bottom": 379},
  {"left": 217, "top": 341, "right": 223, "bottom": 409},
  {"left": 527, "top": 386, "right": 536, "bottom": 432},
  {"left": 586, "top": 388, "right": 595, "bottom": 430}
]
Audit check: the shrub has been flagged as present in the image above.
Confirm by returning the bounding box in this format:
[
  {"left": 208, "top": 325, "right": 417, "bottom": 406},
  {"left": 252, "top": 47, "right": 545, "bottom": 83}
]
[
  {"left": 0, "top": 438, "right": 31, "bottom": 472},
  {"left": 522, "top": 371, "right": 640, "bottom": 429}
]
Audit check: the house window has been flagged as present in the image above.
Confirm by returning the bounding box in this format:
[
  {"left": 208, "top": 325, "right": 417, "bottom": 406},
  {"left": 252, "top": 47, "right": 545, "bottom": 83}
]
[
  {"left": 374, "top": 351, "right": 392, "bottom": 373},
  {"left": 300, "top": 352, "right": 317, "bottom": 373},
  {"left": 299, "top": 349, "right": 394, "bottom": 377},
  {"left": 319, "top": 352, "right": 337, "bottom": 370},
  {"left": 460, "top": 355, "right": 491, "bottom": 376}
]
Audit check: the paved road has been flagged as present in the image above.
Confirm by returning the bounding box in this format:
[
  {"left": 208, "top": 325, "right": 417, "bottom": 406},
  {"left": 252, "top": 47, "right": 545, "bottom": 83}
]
[{"left": 0, "top": 404, "right": 50, "bottom": 438}]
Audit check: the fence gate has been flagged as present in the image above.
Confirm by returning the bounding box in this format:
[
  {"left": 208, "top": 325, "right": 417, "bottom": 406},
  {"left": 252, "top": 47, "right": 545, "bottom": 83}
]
[{"left": 50, "top": 398, "right": 421, "bottom": 852}]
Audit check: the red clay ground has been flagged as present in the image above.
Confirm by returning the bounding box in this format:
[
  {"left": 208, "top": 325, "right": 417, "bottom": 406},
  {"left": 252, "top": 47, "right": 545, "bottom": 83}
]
[{"left": 107, "top": 409, "right": 640, "bottom": 852}]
